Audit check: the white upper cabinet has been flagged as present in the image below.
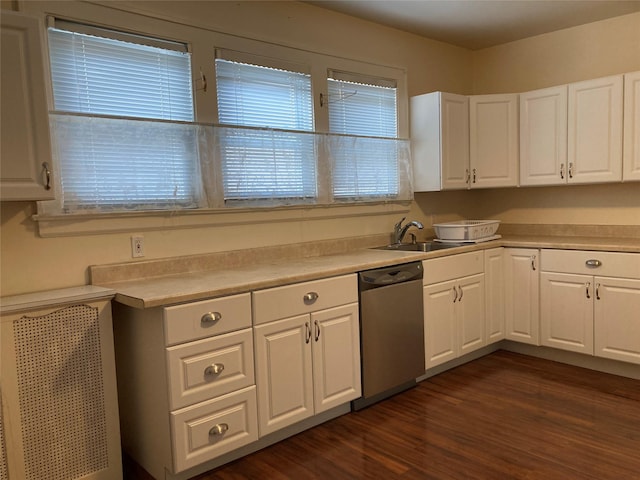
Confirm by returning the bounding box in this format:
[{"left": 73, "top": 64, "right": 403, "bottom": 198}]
[
  {"left": 567, "top": 75, "right": 623, "bottom": 184},
  {"left": 469, "top": 94, "right": 519, "bottom": 188},
  {"left": 623, "top": 71, "right": 640, "bottom": 181},
  {"left": 0, "top": 11, "right": 55, "bottom": 200},
  {"left": 519, "top": 85, "right": 568, "bottom": 186},
  {"left": 411, "top": 92, "right": 469, "bottom": 191}
]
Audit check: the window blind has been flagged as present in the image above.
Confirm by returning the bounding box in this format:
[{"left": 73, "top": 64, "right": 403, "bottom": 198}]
[
  {"left": 47, "top": 24, "right": 198, "bottom": 212},
  {"left": 215, "top": 58, "right": 316, "bottom": 202},
  {"left": 327, "top": 73, "right": 399, "bottom": 199}
]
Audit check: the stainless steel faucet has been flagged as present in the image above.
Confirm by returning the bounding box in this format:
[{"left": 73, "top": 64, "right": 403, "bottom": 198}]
[{"left": 393, "top": 217, "right": 424, "bottom": 244}]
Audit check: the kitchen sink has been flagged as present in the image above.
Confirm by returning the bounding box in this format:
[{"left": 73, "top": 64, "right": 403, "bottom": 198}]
[{"left": 373, "top": 241, "right": 461, "bottom": 252}]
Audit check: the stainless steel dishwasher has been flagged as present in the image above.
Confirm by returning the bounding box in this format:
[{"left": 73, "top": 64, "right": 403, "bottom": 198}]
[{"left": 352, "top": 261, "right": 425, "bottom": 410}]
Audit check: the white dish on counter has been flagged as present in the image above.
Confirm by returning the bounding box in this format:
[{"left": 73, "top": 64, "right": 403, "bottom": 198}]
[
  {"left": 433, "top": 234, "right": 502, "bottom": 244},
  {"left": 433, "top": 220, "right": 500, "bottom": 241}
]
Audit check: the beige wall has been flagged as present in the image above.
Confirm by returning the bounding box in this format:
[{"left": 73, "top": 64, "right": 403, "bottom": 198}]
[
  {"left": 413, "top": 12, "right": 640, "bottom": 229},
  {"left": 0, "top": 1, "right": 470, "bottom": 296},
  {"left": 472, "top": 12, "right": 640, "bottom": 93},
  {"left": 1, "top": 3, "right": 639, "bottom": 297}
]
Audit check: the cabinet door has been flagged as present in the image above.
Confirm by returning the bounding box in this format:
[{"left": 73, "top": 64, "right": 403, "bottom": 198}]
[
  {"left": 457, "top": 274, "right": 486, "bottom": 355},
  {"left": 411, "top": 92, "right": 469, "bottom": 192},
  {"left": 540, "top": 272, "right": 594, "bottom": 354},
  {"left": 594, "top": 276, "right": 640, "bottom": 364},
  {"left": 424, "top": 280, "right": 458, "bottom": 369},
  {"left": 484, "top": 248, "right": 505, "bottom": 343},
  {"left": 568, "top": 75, "right": 623, "bottom": 184},
  {"left": 470, "top": 94, "right": 519, "bottom": 188},
  {"left": 441, "top": 93, "right": 471, "bottom": 190},
  {"left": 623, "top": 71, "right": 640, "bottom": 181},
  {"left": 520, "top": 85, "right": 568, "bottom": 186},
  {"left": 253, "top": 315, "right": 313, "bottom": 437},
  {"left": 505, "top": 248, "right": 540, "bottom": 345},
  {"left": 311, "top": 303, "right": 361, "bottom": 414},
  {"left": 0, "top": 12, "right": 55, "bottom": 200}
]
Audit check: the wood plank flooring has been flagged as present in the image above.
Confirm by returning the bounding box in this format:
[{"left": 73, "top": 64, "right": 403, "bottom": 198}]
[{"left": 124, "top": 350, "right": 640, "bottom": 479}]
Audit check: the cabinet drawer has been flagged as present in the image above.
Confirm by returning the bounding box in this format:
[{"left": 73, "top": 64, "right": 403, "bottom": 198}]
[
  {"left": 423, "top": 251, "right": 484, "bottom": 285},
  {"left": 167, "top": 328, "right": 254, "bottom": 410},
  {"left": 170, "top": 386, "right": 258, "bottom": 473},
  {"left": 541, "top": 250, "right": 640, "bottom": 279},
  {"left": 164, "top": 293, "right": 251, "bottom": 345},
  {"left": 252, "top": 274, "right": 357, "bottom": 325}
]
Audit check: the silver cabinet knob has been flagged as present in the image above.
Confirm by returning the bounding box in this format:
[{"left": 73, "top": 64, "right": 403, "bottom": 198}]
[
  {"left": 585, "top": 259, "right": 602, "bottom": 268},
  {"left": 204, "top": 363, "right": 225, "bottom": 376},
  {"left": 303, "top": 292, "right": 319, "bottom": 305},
  {"left": 209, "top": 423, "right": 229, "bottom": 436},
  {"left": 201, "top": 311, "right": 222, "bottom": 324}
]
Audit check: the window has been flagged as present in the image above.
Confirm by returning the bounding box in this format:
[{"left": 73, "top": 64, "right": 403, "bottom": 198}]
[
  {"left": 39, "top": 13, "right": 410, "bottom": 222},
  {"left": 47, "top": 21, "right": 199, "bottom": 212},
  {"left": 214, "top": 53, "right": 316, "bottom": 204},
  {"left": 327, "top": 70, "right": 400, "bottom": 200}
]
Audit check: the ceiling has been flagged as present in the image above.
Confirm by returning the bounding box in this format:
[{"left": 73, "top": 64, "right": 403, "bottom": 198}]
[{"left": 305, "top": 1, "right": 640, "bottom": 50}]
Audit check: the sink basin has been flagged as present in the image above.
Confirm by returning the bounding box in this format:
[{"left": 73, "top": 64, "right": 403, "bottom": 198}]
[{"left": 373, "top": 242, "right": 461, "bottom": 252}]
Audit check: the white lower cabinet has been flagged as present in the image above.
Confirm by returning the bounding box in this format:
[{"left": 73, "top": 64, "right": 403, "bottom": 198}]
[
  {"left": 484, "top": 247, "right": 506, "bottom": 343},
  {"left": 541, "top": 249, "right": 640, "bottom": 364},
  {"left": 252, "top": 275, "right": 360, "bottom": 437},
  {"left": 112, "top": 293, "right": 258, "bottom": 479},
  {"left": 423, "top": 252, "right": 485, "bottom": 369},
  {"left": 504, "top": 248, "right": 540, "bottom": 345},
  {"left": 540, "top": 272, "right": 594, "bottom": 354},
  {"left": 594, "top": 277, "right": 640, "bottom": 364}
]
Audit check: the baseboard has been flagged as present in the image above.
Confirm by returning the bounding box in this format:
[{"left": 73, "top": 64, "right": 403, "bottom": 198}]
[{"left": 500, "top": 341, "right": 640, "bottom": 380}]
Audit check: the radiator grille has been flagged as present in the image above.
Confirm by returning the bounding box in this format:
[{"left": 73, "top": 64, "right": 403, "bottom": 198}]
[{"left": 13, "top": 304, "right": 108, "bottom": 480}]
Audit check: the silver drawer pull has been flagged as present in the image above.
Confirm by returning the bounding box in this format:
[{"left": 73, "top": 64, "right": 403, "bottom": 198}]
[
  {"left": 204, "top": 363, "right": 224, "bottom": 376},
  {"left": 201, "top": 311, "right": 222, "bottom": 324},
  {"left": 303, "top": 292, "right": 319, "bottom": 305},
  {"left": 209, "top": 423, "right": 229, "bottom": 436},
  {"left": 585, "top": 259, "right": 602, "bottom": 268}
]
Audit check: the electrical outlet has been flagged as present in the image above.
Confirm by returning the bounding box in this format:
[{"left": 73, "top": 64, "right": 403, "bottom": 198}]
[{"left": 131, "top": 235, "right": 145, "bottom": 258}]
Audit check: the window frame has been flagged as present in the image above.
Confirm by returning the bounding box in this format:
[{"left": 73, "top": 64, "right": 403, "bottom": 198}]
[{"left": 27, "top": 2, "right": 411, "bottom": 236}]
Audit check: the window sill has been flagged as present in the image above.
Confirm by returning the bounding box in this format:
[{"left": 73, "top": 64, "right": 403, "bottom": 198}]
[{"left": 33, "top": 201, "right": 411, "bottom": 237}]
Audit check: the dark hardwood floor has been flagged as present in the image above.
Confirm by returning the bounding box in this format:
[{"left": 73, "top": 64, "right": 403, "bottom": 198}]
[{"left": 124, "top": 350, "right": 640, "bottom": 479}]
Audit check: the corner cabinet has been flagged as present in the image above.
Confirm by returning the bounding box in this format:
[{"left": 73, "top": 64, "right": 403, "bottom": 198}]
[
  {"left": 411, "top": 92, "right": 470, "bottom": 191},
  {"left": 623, "top": 71, "right": 640, "bottom": 181},
  {"left": 469, "top": 93, "right": 519, "bottom": 188},
  {"left": 0, "top": 287, "right": 121, "bottom": 480},
  {"left": 252, "top": 275, "right": 360, "bottom": 437},
  {"left": 0, "top": 11, "right": 55, "bottom": 200},
  {"left": 519, "top": 85, "right": 568, "bottom": 186},
  {"left": 504, "top": 248, "right": 540, "bottom": 345},
  {"left": 540, "top": 249, "right": 640, "bottom": 364},
  {"left": 423, "top": 252, "right": 486, "bottom": 369},
  {"left": 567, "top": 75, "right": 623, "bottom": 184}
]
